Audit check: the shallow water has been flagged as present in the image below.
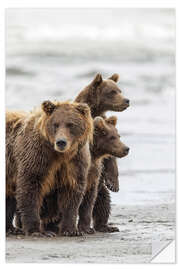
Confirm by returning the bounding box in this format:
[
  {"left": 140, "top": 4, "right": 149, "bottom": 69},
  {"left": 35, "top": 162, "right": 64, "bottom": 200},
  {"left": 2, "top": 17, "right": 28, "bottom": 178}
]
[{"left": 6, "top": 9, "right": 175, "bottom": 207}]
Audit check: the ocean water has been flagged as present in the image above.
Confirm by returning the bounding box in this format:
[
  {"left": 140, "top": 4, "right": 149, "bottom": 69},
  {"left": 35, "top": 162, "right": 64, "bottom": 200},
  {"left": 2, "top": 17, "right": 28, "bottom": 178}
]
[{"left": 6, "top": 9, "right": 175, "bottom": 206}]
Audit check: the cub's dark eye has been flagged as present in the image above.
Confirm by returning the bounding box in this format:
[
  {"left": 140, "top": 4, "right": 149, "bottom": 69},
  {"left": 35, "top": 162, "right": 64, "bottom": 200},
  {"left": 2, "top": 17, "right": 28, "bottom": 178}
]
[
  {"left": 54, "top": 123, "right": 59, "bottom": 130},
  {"left": 66, "top": 123, "right": 74, "bottom": 129},
  {"left": 101, "top": 131, "right": 107, "bottom": 136},
  {"left": 106, "top": 90, "right": 117, "bottom": 97},
  {"left": 110, "top": 90, "right": 117, "bottom": 95},
  {"left": 110, "top": 136, "right": 116, "bottom": 140}
]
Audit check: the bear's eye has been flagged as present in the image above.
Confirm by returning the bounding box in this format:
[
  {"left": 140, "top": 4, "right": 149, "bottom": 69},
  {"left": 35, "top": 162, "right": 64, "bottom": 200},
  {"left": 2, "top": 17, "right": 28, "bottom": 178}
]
[
  {"left": 110, "top": 136, "right": 116, "bottom": 141},
  {"left": 54, "top": 123, "right": 59, "bottom": 130},
  {"left": 101, "top": 130, "right": 107, "bottom": 136},
  {"left": 66, "top": 122, "right": 74, "bottom": 129},
  {"left": 110, "top": 90, "right": 117, "bottom": 95}
]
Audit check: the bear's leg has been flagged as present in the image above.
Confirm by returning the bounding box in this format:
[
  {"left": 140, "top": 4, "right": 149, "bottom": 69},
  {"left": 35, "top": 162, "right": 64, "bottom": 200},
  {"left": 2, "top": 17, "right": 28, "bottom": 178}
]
[
  {"left": 6, "top": 197, "right": 16, "bottom": 234},
  {"left": 58, "top": 189, "right": 84, "bottom": 236},
  {"left": 102, "top": 157, "right": 119, "bottom": 192},
  {"left": 78, "top": 185, "right": 98, "bottom": 234},
  {"left": 93, "top": 184, "right": 119, "bottom": 233},
  {"left": 6, "top": 198, "right": 24, "bottom": 235},
  {"left": 16, "top": 173, "right": 53, "bottom": 237},
  {"left": 40, "top": 191, "right": 59, "bottom": 235},
  {"left": 58, "top": 145, "right": 90, "bottom": 237},
  {"left": 42, "top": 221, "right": 60, "bottom": 234}
]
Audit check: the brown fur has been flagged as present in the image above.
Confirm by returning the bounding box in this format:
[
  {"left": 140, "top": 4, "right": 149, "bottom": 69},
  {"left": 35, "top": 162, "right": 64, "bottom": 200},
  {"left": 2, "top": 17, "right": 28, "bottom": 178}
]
[
  {"left": 36, "top": 73, "right": 129, "bottom": 234},
  {"left": 75, "top": 73, "right": 129, "bottom": 118},
  {"left": 78, "top": 116, "right": 129, "bottom": 234},
  {"left": 40, "top": 116, "right": 129, "bottom": 235},
  {"left": 6, "top": 101, "right": 93, "bottom": 236},
  {"left": 75, "top": 73, "right": 129, "bottom": 191},
  {"left": 75, "top": 73, "right": 130, "bottom": 231},
  {"left": 15, "top": 73, "right": 130, "bottom": 234}
]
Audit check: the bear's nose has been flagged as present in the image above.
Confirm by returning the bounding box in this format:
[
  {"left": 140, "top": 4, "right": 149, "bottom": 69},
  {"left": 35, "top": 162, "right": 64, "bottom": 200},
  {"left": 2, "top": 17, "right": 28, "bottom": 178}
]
[
  {"left": 124, "top": 99, "right": 130, "bottom": 105},
  {"left": 56, "top": 139, "right": 67, "bottom": 150},
  {"left": 124, "top": 147, "right": 130, "bottom": 154}
]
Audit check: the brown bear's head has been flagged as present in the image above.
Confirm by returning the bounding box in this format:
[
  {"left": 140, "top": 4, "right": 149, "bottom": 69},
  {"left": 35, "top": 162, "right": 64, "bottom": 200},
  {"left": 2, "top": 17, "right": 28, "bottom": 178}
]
[
  {"left": 41, "top": 100, "right": 93, "bottom": 153},
  {"left": 75, "top": 73, "right": 130, "bottom": 117},
  {"left": 92, "top": 116, "right": 129, "bottom": 159}
]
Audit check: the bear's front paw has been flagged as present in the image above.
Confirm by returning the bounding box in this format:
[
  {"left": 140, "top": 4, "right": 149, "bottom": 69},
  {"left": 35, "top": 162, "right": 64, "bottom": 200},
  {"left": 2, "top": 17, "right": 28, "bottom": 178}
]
[
  {"left": 95, "top": 225, "right": 119, "bottom": 233},
  {"left": 61, "top": 228, "right": 83, "bottom": 237},
  {"left": 43, "top": 231, "right": 57, "bottom": 237},
  {"left": 6, "top": 226, "right": 25, "bottom": 236},
  {"left": 27, "top": 231, "right": 56, "bottom": 238},
  {"left": 106, "top": 182, "right": 119, "bottom": 192},
  {"left": 78, "top": 225, "right": 95, "bottom": 235},
  {"left": 27, "top": 231, "right": 45, "bottom": 237},
  {"left": 14, "top": 227, "right": 25, "bottom": 235}
]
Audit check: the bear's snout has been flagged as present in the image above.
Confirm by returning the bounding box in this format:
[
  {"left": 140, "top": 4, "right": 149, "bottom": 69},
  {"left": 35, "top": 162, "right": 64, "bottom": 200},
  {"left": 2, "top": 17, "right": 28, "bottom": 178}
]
[
  {"left": 123, "top": 146, "right": 130, "bottom": 155},
  {"left": 56, "top": 138, "right": 67, "bottom": 150},
  {"left": 123, "top": 98, "right": 130, "bottom": 106}
]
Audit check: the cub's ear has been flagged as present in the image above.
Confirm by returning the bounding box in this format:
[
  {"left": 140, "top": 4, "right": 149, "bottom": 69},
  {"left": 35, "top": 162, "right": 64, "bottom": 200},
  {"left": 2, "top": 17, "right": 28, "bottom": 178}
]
[
  {"left": 91, "top": 73, "right": 103, "bottom": 88},
  {"left": 106, "top": 116, "right": 117, "bottom": 126},
  {"left": 94, "top": 116, "right": 106, "bottom": 130},
  {"left": 76, "top": 103, "right": 90, "bottom": 116},
  {"left": 41, "top": 100, "right": 56, "bottom": 115},
  {"left": 108, "top": 73, "right": 119, "bottom": 83}
]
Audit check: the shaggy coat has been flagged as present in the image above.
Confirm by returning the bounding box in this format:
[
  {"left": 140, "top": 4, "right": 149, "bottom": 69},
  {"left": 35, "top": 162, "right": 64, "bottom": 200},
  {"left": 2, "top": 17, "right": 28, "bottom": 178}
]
[
  {"left": 6, "top": 101, "right": 93, "bottom": 236},
  {"left": 75, "top": 73, "right": 130, "bottom": 232},
  {"left": 40, "top": 116, "right": 129, "bottom": 235},
  {"left": 78, "top": 116, "right": 129, "bottom": 234},
  {"left": 14, "top": 73, "right": 130, "bottom": 234}
]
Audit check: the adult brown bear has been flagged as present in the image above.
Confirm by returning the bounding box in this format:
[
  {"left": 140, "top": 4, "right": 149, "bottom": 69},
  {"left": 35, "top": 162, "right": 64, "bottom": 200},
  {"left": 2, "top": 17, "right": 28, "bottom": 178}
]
[
  {"left": 15, "top": 73, "right": 130, "bottom": 234},
  {"left": 40, "top": 116, "right": 129, "bottom": 235},
  {"left": 6, "top": 101, "right": 93, "bottom": 236}
]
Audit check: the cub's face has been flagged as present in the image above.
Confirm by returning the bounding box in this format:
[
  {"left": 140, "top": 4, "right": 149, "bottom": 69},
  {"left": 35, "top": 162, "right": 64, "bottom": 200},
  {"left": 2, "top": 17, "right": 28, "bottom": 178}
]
[
  {"left": 100, "top": 80, "right": 129, "bottom": 112},
  {"left": 42, "top": 101, "right": 90, "bottom": 153},
  {"left": 94, "top": 116, "right": 129, "bottom": 158},
  {"left": 90, "top": 73, "right": 130, "bottom": 112}
]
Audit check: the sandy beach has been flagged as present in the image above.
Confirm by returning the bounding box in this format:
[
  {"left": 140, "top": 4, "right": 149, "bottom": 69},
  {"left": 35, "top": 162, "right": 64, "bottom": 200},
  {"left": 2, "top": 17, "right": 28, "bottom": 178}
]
[{"left": 6, "top": 203, "right": 175, "bottom": 263}]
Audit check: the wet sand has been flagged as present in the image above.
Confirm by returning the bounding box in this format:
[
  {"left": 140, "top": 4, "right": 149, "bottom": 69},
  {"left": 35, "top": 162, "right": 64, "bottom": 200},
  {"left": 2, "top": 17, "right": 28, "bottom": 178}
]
[{"left": 6, "top": 203, "right": 175, "bottom": 263}]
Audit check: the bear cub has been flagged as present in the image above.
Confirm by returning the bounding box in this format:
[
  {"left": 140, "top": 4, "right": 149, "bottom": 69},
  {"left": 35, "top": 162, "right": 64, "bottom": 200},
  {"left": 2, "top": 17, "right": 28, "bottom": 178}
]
[{"left": 78, "top": 116, "right": 129, "bottom": 234}]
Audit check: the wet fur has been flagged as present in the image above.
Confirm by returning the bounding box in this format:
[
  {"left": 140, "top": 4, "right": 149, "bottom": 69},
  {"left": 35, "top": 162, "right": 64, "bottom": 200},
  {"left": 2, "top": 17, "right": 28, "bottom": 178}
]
[
  {"left": 40, "top": 116, "right": 128, "bottom": 235},
  {"left": 6, "top": 101, "right": 93, "bottom": 235},
  {"left": 35, "top": 74, "right": 129, "bottom": 234},
  {"left": 14, "top": 73, "right": 129, "bottom": 234}
]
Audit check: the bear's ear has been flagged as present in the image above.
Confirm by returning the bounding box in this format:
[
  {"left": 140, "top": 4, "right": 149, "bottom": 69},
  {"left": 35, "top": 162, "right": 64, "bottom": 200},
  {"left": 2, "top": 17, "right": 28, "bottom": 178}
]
[
  {"left": 108, "top": 73, "right": 119, "bottom": 83},
  {"left": 106, "top": 116, "right": 117, "bottom": 126},
  {"left": 94, "top": 116, "right": 106, "bottom": 130},
  {"left": 76, "top": 103, "right": 90, "bottom": 116},
  {"left": 91, "top": 73, "right": 103, "bottom": 88},
  {"left": 41, "top": 100, "right": 56, "bottom": 115}
]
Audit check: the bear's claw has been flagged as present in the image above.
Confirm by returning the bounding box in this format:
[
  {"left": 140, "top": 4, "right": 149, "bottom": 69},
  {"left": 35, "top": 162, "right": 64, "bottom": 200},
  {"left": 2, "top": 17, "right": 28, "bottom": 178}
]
[
  {"left": 44, "top": 231, "right": 56, "bottom": 237},
  {"left": 78, "top": 226, "right": 95, "bottom": 235},
  {"left": 95, "top": 225, "right": 119, "bottom": 233},
  {"left": 61, "top": 229, "right": 83, "bottom": 237},
  {"left": 28, "top": 231, "right": 56, "bottom": 238},
  {"left": 6, "top": 227, "right": 25, "bottom": 236}
]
